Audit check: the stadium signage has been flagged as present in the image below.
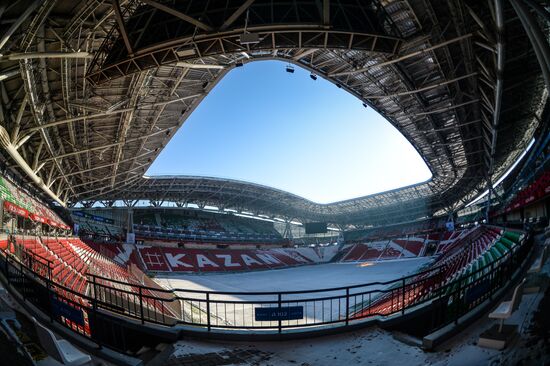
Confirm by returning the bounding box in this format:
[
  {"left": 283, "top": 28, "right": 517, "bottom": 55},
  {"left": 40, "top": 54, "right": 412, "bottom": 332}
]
[
  {"left": 3, "top": 201, "right": 68, "bottom": 228},
  {"left": 50, "top": 296, "right": 85, "bottom": 326},
  {"left": 73, "top": 210, "right": 114, "bottom": 224},
  {"left": 3, "top": 200, "right": 29, "bottom": 218},
  {"left": 30, "top": 213, "right": 47, "bottom": 224},
  {"left": 255, "top": 306, "right": 303, "bottom": 321},
  {"left": 138, "top": 247, "right": 311, "bottom": 272},
  {"left": 163, "top": 252, "right": 284, "bottom": 269},
  {"left": 465, "top": 280, "right": 490, "bottom": 304}
]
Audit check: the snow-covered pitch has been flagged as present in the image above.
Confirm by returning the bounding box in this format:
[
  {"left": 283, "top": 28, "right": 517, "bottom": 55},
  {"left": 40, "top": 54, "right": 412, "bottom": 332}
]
[{"left": 154, "top": 257, "right": 433, "bottom": 329}]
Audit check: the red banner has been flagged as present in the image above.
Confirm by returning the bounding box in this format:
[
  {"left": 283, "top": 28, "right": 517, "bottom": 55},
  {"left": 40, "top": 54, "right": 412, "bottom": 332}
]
[
  {"left": 3, "top": 201, "right": 29, "bottom": 218},
  {"left": 138, "top": 247, "right": 312, "bottom": 273},
  {"left": 29, "top": 213, "right": 69, "bottom": 229},
  {"left": 30, "top": 213, "right": 47, "bottom": 223}
]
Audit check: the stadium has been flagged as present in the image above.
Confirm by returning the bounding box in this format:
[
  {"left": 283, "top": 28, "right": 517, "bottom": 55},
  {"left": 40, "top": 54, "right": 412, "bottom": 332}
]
[{"left": 0, "top": 0, "right": 548, "bottom": 365}]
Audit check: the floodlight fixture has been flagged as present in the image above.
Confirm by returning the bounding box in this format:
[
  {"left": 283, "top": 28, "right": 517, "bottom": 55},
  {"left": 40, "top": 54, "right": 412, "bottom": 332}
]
[{"left": 239, "top": 33, "right": 260, "bottom": 45}]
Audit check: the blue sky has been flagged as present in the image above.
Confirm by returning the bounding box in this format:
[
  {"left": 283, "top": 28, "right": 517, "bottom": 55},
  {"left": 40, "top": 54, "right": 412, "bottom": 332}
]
[{"left": 146, "top": 60, "right": 432, "bottom": 204}]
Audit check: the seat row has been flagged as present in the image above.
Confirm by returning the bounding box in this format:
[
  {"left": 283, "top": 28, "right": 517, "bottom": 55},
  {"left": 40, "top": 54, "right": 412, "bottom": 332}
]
[{"left": 351, "top": 227, "right": 523, "bottom": 317}]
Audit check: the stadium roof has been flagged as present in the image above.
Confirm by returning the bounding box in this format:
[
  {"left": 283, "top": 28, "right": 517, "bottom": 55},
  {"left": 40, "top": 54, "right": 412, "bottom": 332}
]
[{"left": 0, "top": 0, "right": 547, "bottom": 225}]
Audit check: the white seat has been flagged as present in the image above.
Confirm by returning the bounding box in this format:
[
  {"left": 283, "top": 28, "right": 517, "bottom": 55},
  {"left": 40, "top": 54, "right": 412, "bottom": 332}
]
[
  {"left": 528, "top": 245, "right": 548, "bottom": 274},
  {"left": 488, "top": 278, "right": 525, "bottom": 332},
  {"left": 33, "top": 318, "right": 92, "bottom": 366},
  {"left": 489, "top": 301, "right": 512, "bottom": 319}
]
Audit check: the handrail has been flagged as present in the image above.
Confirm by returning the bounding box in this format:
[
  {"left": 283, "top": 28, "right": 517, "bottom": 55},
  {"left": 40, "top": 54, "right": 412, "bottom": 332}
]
[
  {"left": 82, "top": 242, "right": 518, "bottom": 305},
  {"left": 1, "top": 248, "right": 95, "bottom": 303},
  {"left": 86, "top": 262, "right": 442, "bottom": 296},
  {"left": 13, "top": 228, "right": 515, "bottom": 298}
]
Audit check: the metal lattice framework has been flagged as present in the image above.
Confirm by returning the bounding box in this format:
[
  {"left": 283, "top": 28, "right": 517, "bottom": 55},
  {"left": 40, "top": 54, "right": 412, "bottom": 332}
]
[{"left": 0, "top": 0, "right": 547, "bottom": 225}]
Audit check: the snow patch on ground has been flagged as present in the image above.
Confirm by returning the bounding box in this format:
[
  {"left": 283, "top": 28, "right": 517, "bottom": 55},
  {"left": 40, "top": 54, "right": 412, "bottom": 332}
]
[
  {"left": 154, "top": 257, "right": 432, "bottom": 328},
  {"left": 154, "top": 257, "right": 433, "bottom": 294}
]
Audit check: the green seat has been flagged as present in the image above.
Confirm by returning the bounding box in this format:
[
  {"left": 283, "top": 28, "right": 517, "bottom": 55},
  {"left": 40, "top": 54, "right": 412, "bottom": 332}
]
[
  {"left": 491, "top": 244, "right": 504, "bottom": 257},
  {"left": 489, "top": 247, "right": 502, "bottom": 260},
  {"left": 471, "top": 261, "right": 480, "bottom": 280},
  {"left": 461, "top": 267, "right": 474, "bottom": 285},
  {"left": 503, "top": 231, "right": 522, "bottom": 243},
  {"left": 477, "top": 256, "right": 486, "bottom": 271},
  {"left": 499, "top": 237, "right": 516, "bottom": 249},
  {"left": 494, "top": 242, "right": 509, "bottom": 256}
]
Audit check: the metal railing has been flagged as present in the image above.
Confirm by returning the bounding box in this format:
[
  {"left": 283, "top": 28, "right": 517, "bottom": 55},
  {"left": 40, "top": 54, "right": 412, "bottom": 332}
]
[{"left": 0, "top": 230, "right": 533, "bottom": 352}]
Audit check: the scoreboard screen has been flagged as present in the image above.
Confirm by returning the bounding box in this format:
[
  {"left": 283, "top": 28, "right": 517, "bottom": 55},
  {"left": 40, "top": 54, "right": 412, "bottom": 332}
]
[{"left": 304, "top": 222, "right": 328, "bottom": 234}]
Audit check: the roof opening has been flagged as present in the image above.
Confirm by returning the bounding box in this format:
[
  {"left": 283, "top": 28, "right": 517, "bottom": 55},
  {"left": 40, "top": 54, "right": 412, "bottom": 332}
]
[{"left": 146, "top": 60, "right": 432, "bottom": 204}]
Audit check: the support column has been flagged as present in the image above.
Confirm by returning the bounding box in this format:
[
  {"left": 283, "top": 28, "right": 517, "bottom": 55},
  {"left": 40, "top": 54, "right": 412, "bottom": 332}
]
[
  {"left": 126, "top": 208, "right": 135, "bottom": 244},
  {"left": 485, "top": 183, "right": 493, "bottom": 224},
  {"left": 283, "top": 220, "right": 293, "bottom": 240}
]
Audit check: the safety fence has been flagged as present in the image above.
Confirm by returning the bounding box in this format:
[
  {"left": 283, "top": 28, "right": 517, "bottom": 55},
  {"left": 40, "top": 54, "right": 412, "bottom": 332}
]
[{"left": 0, "top": 230, "right": 533, "bottom": 353}]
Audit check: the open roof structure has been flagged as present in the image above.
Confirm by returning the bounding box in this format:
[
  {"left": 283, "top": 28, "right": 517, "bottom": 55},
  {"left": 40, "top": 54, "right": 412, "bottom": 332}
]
[{"left": 0, "top": 0, "right": 547, "bottom": 225}]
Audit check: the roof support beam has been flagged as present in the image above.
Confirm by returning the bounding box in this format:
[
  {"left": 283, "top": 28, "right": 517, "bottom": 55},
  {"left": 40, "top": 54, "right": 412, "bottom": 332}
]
[
  {"left": 113, "top": 0, "right": 134, "bottom": 55},
  {"left": 416, "top": 119, "right": 481, "bottom": 133},
  {"left": 0, "top": 125, "right": 66, "bottom": 206},
  {"left": 0, "top": 69, "right": 19, "bottom": 81},
  {"left": 489, "top": 0, "right": 505, "bottom": 167},
  {"left": 465, "top": 4, "right": 495, "bottom": 44},
  {"left": 522, "top": 0, "right": 550, "bottom": 24},
  {"left": 410, "top": 99, "right": 479, "bottom": 117},
  {"left": 32, "top": 139, "right": 44, "bottom": 171},
  {"left": 140, "top": 93, "right": 202, "bottom": 108},
  {"left": 511, "top": 0, "right": 550, "bottom": 93},
  {"left": 10, "top": 94, "right": 27, "bottom": 142},
  {"left": 42, "top": 126, "right": 176, "bottom": 163},
  {"left": 175, "top": 62, "right": 225, "bottom": 69},
  {"left": 323, "top": 0, "right": 330, "bottom": 26},
  {"left": 58, "top": 150, "right": 155, "bottom": 179},
  {"left": 3, "top": 52, "right": 92, "bottom": 60},
  {"left": 363, "top": 73, "right": 477, "bottom": 99},
  {"left": 23, "top": 107, "right": 135, "bottom": 133},
  {"left": 141, "top": 0, "right": 213, "bottom": 32},
  {"left": 0, "top": 0, "right": 40, "bottom": 51},
  {"left": 22, "top": 93, "right": 200, "bottom": 134},
  {"left": 87, "top": 29, "right": 402, "bottom": 84},
  {"left": 63, "top": 163, "right": 149, "bottom": 190},
  {"left": 220, "top": 0, "right": 256, "bottom": 30},
  {"left": 330, "top": 34, "right": 473, "bottom": 77},
  {"left": 292, "top": 48, "right": 318, "bottom": 60},
  {"left": 77, "top": 175, "right": 144, "bottom": 201}
]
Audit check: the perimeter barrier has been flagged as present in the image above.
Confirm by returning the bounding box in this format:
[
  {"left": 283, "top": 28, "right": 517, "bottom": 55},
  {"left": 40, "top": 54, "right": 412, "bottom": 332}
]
[{"left": 0, "top": 229, "right": 533, "bottom": 353}]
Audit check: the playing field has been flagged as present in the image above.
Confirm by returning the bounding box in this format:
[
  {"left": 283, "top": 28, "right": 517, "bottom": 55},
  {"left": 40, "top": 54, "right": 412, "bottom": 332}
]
[{"left": 154, "top": 257, "right": 433, "bottom": 328}]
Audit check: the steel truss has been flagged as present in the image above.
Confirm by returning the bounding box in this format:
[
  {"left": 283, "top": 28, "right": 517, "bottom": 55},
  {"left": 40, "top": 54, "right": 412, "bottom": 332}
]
[{"left": 0, "top": 0, "right": 546, "bottom": 226}]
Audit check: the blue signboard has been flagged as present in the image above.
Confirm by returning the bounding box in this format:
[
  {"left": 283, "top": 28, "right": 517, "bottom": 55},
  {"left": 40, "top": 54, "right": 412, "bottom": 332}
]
[
  {"left": 255, "top": 306, "right": 304, "bottom": 321},
  {"left": 465, "top": 280, "right": 490, "bottom": 304},
  {"left": 50, "top": 296, "right": 85, "bottom": 326},
  {"left": 73, "top": 211, "right": 114, "bottom": 225}
]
